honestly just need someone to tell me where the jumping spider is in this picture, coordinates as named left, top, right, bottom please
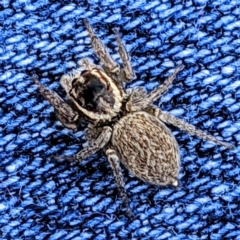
left=32, top=19, right=233, bottom=216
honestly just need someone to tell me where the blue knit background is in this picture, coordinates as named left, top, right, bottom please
left=0, top=0, right=240, bottom=239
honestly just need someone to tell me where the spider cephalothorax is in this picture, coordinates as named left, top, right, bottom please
left=33, top=19, right=233, bottom=216
left=72, top=70, right=116, bottom=113
left=60, top=67, right=124, bottom=123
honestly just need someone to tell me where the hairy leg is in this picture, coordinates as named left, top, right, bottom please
left=147, top=106, right=233, bottom=149
left=54, top=126, right=112, bottom=161
left=105, top=148, right=132, bottom=217
left=84, top=19, right=120, bottom=73
left=113, top=28, right=135, bottom=82
left=32, top=74, right=79, bottom=130
left=78, top=58, right=99, bottom=70
left=126, top=65, right=184, bottom=112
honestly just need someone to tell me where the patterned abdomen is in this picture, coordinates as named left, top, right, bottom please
left=112, top=111, right=180, bottom=186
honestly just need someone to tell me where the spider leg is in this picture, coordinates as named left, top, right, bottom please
left=147, top=106, right=233, bottom=149
left=78, top=58, right=99, bottom=70
left=105, top=148, right=132, bottom=217
left=54, top=126, right=112, bottom=161
left=32, top=74, right=79, bottom=130
left=113, top=28, right=135, bottom=82
left=84, top=19, right=120, bottom=74
left=126, top=65, right=184, bottom=112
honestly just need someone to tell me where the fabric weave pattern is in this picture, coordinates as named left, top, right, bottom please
left=0, top=0, right=239, bottom=239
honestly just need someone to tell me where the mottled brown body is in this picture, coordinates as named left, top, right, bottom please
left=32, top=19, right=233, bottom=216
left=112, top=111, right=179, bottom=186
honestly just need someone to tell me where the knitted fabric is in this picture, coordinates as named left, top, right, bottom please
left=0, top=0, right=240, bottom=239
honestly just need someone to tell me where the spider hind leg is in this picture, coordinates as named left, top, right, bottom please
left=148, top=106, right=233, bottom=149
left=106, top=148, right=132, bottom=217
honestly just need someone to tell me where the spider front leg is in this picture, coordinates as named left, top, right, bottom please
left=126, top=65, right=184, bottom=112
left=148, top=106, right=233, bottom=149
left=78, top=58, right=99, bottom=70
left=32, top=74, right=79, bottom=130
left=84, top=19, right=120, bottom=73
left=113, top=28, right=135, bottom=82
left=54, top=126, right=112, bottom=161
left=105, top=148, right=132, bottom=217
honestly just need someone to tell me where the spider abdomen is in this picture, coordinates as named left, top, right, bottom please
left=112, top=111, right=180, bottom=187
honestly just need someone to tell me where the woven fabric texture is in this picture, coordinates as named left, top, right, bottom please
left=0, top=0, right=240, bottom=239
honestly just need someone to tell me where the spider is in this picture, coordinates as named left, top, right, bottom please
left=32, top=19, right=233, bottom=216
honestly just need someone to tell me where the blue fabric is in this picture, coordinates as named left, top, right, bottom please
left=0, top=0, right=239, bottom=239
